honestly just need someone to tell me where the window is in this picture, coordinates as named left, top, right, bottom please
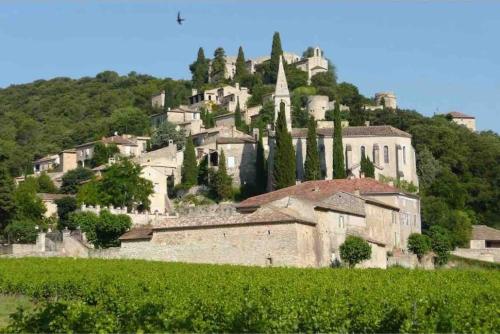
left=227, top=156, right=235, bottom=168
left=403, top=146, right=407, bottom=164
left=360, top=146, right=366, bottom=159
left=384, top=146, right=389, bottom=163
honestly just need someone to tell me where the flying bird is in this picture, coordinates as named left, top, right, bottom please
left=177, top=11, right=185, bottom=25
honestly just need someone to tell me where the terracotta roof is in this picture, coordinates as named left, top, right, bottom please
left=37, top=193, right=74, bottom=201
left=34, top=154, right=58, bottom=164
left=102, top=135, right=137, bottom=146
left=119, top=227, right=153, bottom=241
left=237, top=178, right=407, bottom=209
left=291, top=125, right=411, bottom=138
left=471, top=225, right=500, bottom=241
left=448, top=111, right=475, bottom=119
left=217, top=137, right=256, bottom=144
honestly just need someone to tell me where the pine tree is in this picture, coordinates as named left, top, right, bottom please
left=304, top=116, right=321, bottom=181
left=269, top=32, right=283, bottom=83
left=213, top=150, right=233, bottom=201
left=0, top=166, right=16, bottom=229
left=234, top=46, right=248, bottom=83
left=360, top=155, right=375, bottom=178
left=332, top=101, right=346, bottom=179
left=255, top=126, right=267, bottom=194
left=181, top=136, right=198, bottom=187
left=273, top=102, right=296, bottom=189
left=211, top=47, right=226, bottom=84
left=189, top=47, right=209, bottom=89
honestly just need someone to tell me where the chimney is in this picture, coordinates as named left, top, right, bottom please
left=364, top=121, right=370, bottom=127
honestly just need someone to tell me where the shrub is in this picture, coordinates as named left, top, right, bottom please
left=4, top=218, right=39, bottom=244
left=427, top=225, right=453, bottom=266
left=339, top=236, right=372, bottom=268
left=55, top=196, right=78, bottom=229
left=407, top=233, right=432, bottom=261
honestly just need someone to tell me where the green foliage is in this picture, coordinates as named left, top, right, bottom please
left=336, top=82, right=365, bottom=109
left=284, top=64, right=308, bottom=91
left=255, top=127, right=267, bottom=194
left=61, top=167, right=94, bottom=194
left=339, top=236, right=372, bottom=268
left=407, top=233, right=432, bottom=260
left=67, top=211, right=99, bottom=239
left=211, top=150, right=233, bottom=201
left=272, top=103, right=296, bottom=189
left=108, top=107, right=150, bottom=136
left=36, top=172, right=58, bottom=194
left=211, top=47, right=227, bottom=84
left=181, top=137, right=198, bottom=188
left=55, top=196, right=78, bottom=230
left=291, top=86, right=314, bottom=128
left=268, top=32, right=283, bottom=84
left=379, top=175, right=419, bottom=194
left=311, top=71, right=336, bottom=88
left=150, top=121, right=186, bottom=150
left=360, top=155, right=375, bottom=178
left=197, top=155, right=209, bottom=186
left=0, top=258, right=499, bottom=333
left=332, top=102, right=346, bottom=179
left=304, top=116, right=321, bottom=181
left=0, top=166, right=16, bottom=228
left=251, top=100, right=275, bottom=129
left=4, top=218, right=39, bottom=244
left=189, top=47, right=209, bottom=89
left=90, top=142, right=119, bottom=168
left=200, top=108, right=215, bottom=128
left=234, top=101, right=243, bottom=130
left=13, top=177, right=46, bottom=222
left=426, top=225, right=453, bottom=266
left=234, top=46, right=248, bottom=84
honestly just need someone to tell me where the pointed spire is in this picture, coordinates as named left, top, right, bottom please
left=275, top=56, right=289, bottom=97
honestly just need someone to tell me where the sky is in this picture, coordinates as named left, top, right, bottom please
left=1, top=1, right=499, bottom=132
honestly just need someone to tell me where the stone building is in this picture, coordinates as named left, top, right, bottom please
left=188, top=84, right=252, bottom=113
left=118, top=178, right=420, bottom=268
left=294, top=47, right=329, bottom=84
left=375, top=92, right=397, bottom=109
left=306, top=95, right=349, bottom=120
left=263, top=56, right=292, bottom=132
left=151, top=90, right=165, bottom=109
left=452, top=225, right=500, bottom=263
left=447, top=111, right=476, bottom=131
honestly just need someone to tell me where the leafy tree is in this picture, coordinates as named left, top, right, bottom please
left=4, top=218, right=39, bottom=244
left=93, top=210, right=131, bottom=248
left=284, top=64, right=308, bottom=91
left=197, top=155, right=209, bottom=186
left=108, top=107, right=150, bottom=136
left=291, top=86, right=315, bottom=128
left=332, top=102, right=346, bottom=179
left=234, top=46, right=248, bottom=83
left=200, top=108, right=215, bottom=129
left=426, top=225, right=453, bottom=266
left=212, top=150, right=233, bottom=201
left=304, top=116, right=321, bottom=181
left=339, top=236, right=372, bottom=268
left=273, top=103, right=296, bottom=189
left=55, top=196, right=78, bottom=229
left=13, top=177, right=46, bottom=221
left=189, top=47, right=209, bottom=89
left=68, top=211, right=99, bottom=240
left=181, top=136, right=198, bottom=188
left=36, top=172, right=58, bottom=193
left=311, top=71, right=336, bottom=88
left=150, top=121, right=186, bottom=150
left=90, top=142, right=119, bottom=168
left=268, top=32, right=283, bottom=84
left=76, top=178, right=100, bottom=206
left=255, top=126, right=267, bottom=194
left=336, top=82, right=364, bottom=109
left=407, top=233, right=432, bottom=261
left=360, top=155, right=375, bottom=178
left=211, top=47, right=227, bottom=84
left=61, top=167, right=94, bottom=194
left=416, top=145, right=441, bottom=190
left=0, top=166, right=16, bottom=228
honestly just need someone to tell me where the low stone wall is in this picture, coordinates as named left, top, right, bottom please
left=80, top=205, right=176, bottom=226
left=452, top=248, right=500, bottom=263
left=388, top=253, right=434, bottom=269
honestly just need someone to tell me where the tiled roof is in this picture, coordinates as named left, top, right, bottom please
left=291, top=125, right=411, bottom=138
left=119, top=227, right=153, bottom=241
left=217, top=137, right=256, bottom=144
left=447, top=111, right=475, bottom=119
left=237, top=178, right=405, bottom=209
left=102, top=135, right=137, bottom=146
left=34, top=154, right=59, bottom=163
left=471, top=225, right=500, bottom=241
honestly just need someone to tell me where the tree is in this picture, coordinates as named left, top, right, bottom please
left=4, top=218, right=39, bottom=244
left=332, top=102, right=346, bottom=179
left=108, top=107, right=150, bottom=136
left=284, top=64, right=308, bottom=91
left=234, top=101, right=243, bottom=130
left=211, top=47, right=227, bottom=84
left=273, top=102, right=296, bottom=189
left=36, top=172, right=58, bottom=193
left=76, top=178, right=100, bottom=206
left=181, top=136, right=198, bottom=188
left=0, top=166, right=16, bottom=229
left=13, top=177, right=46, bottom=222
left=212, top=150, right=233, bottom=201
left=189, top=47, right=209, bottom=89
left=268, top=32, right=283, bottom=83
left=150, top=121, right=186, bottom=150
left=234, top=46, right=248, bottom=83
left=304, top=116, right=321, bottom=181
left=311, top=71, right=336, bottom=89
left=55, top=196, right=78, bottom=230
left=360, top=155, right=375, bottom=178
left=61, top=167, right=94, bottom=194
left=255, top=126, right=267, bottom=194
left=427, top=225, right=453, bottom=266
left=407, top=233, right=432, bottom=261
left=339, top=236, right=372, bottom=268
left=197, top=155, right=209, bottom=186
left=90, top=142, right=119, bottom=168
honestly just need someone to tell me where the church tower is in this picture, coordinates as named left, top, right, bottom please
left=274, top=56, right=292, bottom=132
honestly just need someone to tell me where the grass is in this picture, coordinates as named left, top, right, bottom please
left=0, top=295, right=33, bottom=329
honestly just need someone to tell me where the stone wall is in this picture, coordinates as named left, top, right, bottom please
left=452, top=248, right=500, bottom=263
left=80, top=205, right=175, bottom=226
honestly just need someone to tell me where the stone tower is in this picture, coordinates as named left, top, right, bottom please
left=274, top=56, right=292, bottom=132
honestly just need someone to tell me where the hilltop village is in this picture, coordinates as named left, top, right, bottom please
left=2, top=33, right=497, bottom=268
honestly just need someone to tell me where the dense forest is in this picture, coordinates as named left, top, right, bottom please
left=0, top=39, right=499, bottom=237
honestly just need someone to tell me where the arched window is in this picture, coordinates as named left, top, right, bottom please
left=360, top=146, right=366, bottom=159
left=384, top=146, right=389, bottom=163
left=403, top=146, right=407, bottom=164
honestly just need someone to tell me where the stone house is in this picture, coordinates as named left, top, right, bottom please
left=447, top=111, right=476, bottom=131
left=306, top=95, right=349, bottom=120
left=294, top=47, right=329, bottom=84
left=188, top=84, right=252, bottom=113
left=151, top=90, right=165, bottom=109
left=37, top=193, right=75, bottom=218
left=118, top=178, right=420, bottom=268
left=452, top=225, right=500, bottom=263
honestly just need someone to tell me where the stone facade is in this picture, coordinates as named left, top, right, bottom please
left=151, top=90, right=165, bottom=109
left=294, top=47, right=329, bottom=84
left=306, top=96, right=349, bottom=120
left=375, top=92, right=397, bottom=109
left=447, top=111, right=476, bottom=131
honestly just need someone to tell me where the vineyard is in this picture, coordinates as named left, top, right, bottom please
left=0, top=258, right=498, bottom=333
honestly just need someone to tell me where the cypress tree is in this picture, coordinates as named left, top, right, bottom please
left=0, top=166, right=16, bottom=229
left=273, top=102, right=296, bottom=189
left=189, top=47, right=209, bottom=89
left=255, top=126, right=267, bottom=194
left=304, top=116, right=321, bottom=181
left=360, top=155, right=375, bottom=178
left=213, top=150, right=233, bottom=201
left=332, top=101, right=346, bottom=179
left=211, top=47, right=227, bottom=84
left=197, top=155, right=209, bottom=186
left=234, top=46, right=248, bottom=83
left=181, top=136, right=198, bottom=187
left=234, top=101, right=242, bottom=130
left=269, top=32, right=283, bottom=83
